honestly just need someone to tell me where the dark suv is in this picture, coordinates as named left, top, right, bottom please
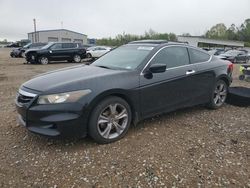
left=25, top=42, right=86, bottom=64
left=10, top=42, right=47, bottom=58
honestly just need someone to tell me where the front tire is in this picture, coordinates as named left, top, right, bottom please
left=20, top=51, right=25, bottom=58
left=88, top=96, right=132, bottom=144
left=39, top=56, right=49, bottom=65
left=207, top=80, right=228, bottom=109
left=86, top=53, right=92, bottom=58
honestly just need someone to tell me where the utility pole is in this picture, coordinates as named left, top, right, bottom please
left=33, top=18, right=37, bottom=43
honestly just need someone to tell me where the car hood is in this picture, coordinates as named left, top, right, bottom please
left=12, top=48, right=21, bottom=51
left=26, top=48, right=46, bottom=53
left=22, top=65, right=132, bottom=94
left=25, top=47, right=43, bottom=53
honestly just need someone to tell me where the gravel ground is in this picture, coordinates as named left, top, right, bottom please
left=0, top=48, right=249, bottom=187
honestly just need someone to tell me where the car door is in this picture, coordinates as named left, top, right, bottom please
left=187, top=47, right=216, bottom=105
left=62, top=43, right=77, bottom=59
left=139, top=46, right=198, bottom=118
left=90, top=47, right=100, bottom=57
left=95, top=47, right=105, bottom=57
left=49, top=43, right=65, bottom=60
left=98, top=47, right=109, bottom=57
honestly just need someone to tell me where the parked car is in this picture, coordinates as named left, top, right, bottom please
left=10, top=42, right=47, bottom=58
left=217, top=50, right=249, bottom=63
left=86, top=46, right=111, bottom=58
left=5, top=42, right=20, bottom=48
left=25, top=42, right=86, bottom=64
left=16, top=40, right=233, bottom=143
left=208, top=48, right=225, bottom=56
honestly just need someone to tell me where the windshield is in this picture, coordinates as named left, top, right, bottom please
left=23, top=43, right=31, bottom=48
left=92, top=45, right=154, bottom=70
left=87, top=46, right=97, bottom=51
left=41, top=42, right=54, bottom=49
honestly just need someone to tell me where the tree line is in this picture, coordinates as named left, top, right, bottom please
left=205, top=19, right=250, bottom=47
left=97, top=18, right=250, bottom=47
left=96, top=29, right=177, bottom=46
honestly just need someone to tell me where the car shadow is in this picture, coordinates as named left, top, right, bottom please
left=21, top=105, right=208, bottom=150
left=132, top=105, right=206, bottom=131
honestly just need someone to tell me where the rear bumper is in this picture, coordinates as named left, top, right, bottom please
left=16, top=96, right=88, bottom=138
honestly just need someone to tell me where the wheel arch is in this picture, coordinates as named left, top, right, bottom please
left=86, top=89, right=139, bottom=127
left=216, top=75, right=230, bottom=86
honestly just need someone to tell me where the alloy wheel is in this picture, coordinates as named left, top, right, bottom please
left=97, top=103, right=128, bottom=139
left=213, top=82, right=227, bottom=106
left=40, top=57, right=49, bottom=65
left=73, top=55, right=81, bottom=63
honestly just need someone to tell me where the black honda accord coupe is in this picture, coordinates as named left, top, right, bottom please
left=16, top=40, right=233, bottom=143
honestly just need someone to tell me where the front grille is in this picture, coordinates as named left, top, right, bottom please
left=17, top=93, right=34, bottom=104
left=17, top=89, right=37, bottom=105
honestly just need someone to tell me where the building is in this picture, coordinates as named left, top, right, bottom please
left=177, top=36, right=244, bottom=48
left=28, top=29, right=87, bottom=44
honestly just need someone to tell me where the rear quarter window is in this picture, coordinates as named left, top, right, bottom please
left=188, top=48, right=210, bottom=64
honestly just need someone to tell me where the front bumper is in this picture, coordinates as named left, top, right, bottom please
left=15, top=88, right=88, bottom=138
left=25, top=54, right=38, bottom=63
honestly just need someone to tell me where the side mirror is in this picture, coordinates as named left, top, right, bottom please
left=149, top=64, right=166, bottom=73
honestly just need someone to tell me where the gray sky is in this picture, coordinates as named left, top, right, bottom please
left=0, top=0, right=249, bottom=41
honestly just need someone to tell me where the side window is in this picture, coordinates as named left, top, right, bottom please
left=62, top=43, right=76, bottom=48
left=189, top=48, right=210, bottom=63
left=50, top=43, right=62, bottom=50
left=33, top=43, right=42, bottom=47
left=62, top=43, right=67, bottom=48
left=151, top=46, right=189, bottom=69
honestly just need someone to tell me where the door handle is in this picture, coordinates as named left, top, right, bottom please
left=186, top=70, right=196, bottom=75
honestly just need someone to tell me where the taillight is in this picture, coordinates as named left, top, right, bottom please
left=228, top=63, right=234, bottom=73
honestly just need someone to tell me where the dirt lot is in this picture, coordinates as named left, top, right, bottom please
left=0, top=48, right=249, bottom=187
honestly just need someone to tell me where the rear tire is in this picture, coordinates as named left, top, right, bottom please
left=88, top=96, right=132, bottom=144
left=73, top=54, right=81, bottom=63
left=207, top=80, right=228, bottom=109
left=239, top=75, right=245, bottom=80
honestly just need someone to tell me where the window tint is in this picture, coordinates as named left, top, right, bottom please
left=189, top=48, right=210, bottom=63
left=62, top=43, right=77, bottom=48
left=30, top=43, right=36, bottom=47
left=50, top=43, right=62, bottom=50
left=31, top=43, right=43, bottom=47
left=151, top=46, right=189, bottom=68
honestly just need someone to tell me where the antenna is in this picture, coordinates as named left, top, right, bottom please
left=61, top=21, right=63, bottom=29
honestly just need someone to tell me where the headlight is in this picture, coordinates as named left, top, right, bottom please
left=37, top=89, right=91, bottom=104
